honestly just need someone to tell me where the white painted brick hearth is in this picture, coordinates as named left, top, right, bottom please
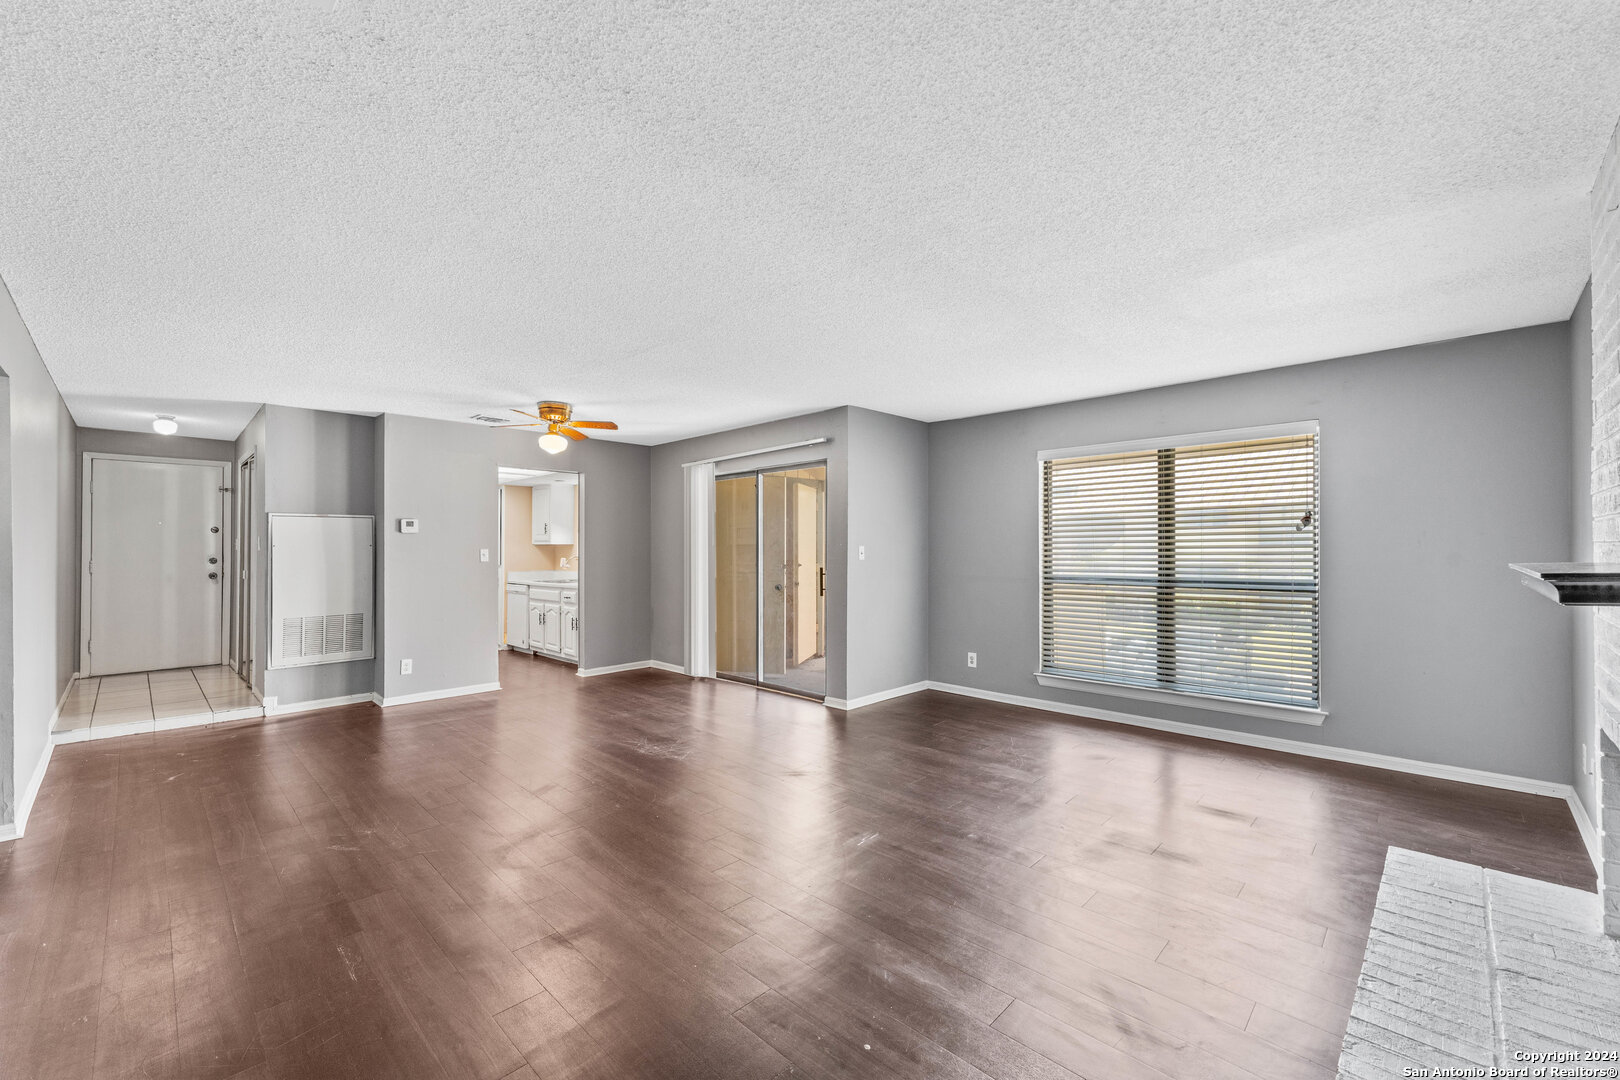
left=1590, top=114, right=1620, bottom=938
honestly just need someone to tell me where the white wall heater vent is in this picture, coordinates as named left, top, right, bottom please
left=268, top=515, right=375, bottom=669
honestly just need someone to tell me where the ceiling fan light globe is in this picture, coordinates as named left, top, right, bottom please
left=537, top=432, right=569, bottom=455
left=152, top=415, right=178, bottom=435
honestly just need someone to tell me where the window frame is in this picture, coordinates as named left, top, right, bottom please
left=1034, top=420, right=1327, bottom=726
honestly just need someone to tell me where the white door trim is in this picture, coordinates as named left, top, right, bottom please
left=234, top=450, right=257, bottom=686
left=80, top=451, right=233, bottom=675
left=683, top=461, right=716, bottom=678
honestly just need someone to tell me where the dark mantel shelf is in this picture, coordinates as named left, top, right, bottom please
left=1510, top=563, right=1620, bottom=606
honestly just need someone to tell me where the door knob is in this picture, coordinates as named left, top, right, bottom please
left=211, top=526, right=220, bottom=534
left=208, top=572, right=219, bottom=580
left=208, top=557, right=218, bottom=564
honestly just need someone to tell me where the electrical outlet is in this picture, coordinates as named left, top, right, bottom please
left=479, top=548, right=489, bottom=562
left=400, top=659, right=413, bottom=676
left=967, top=652, right=977, bottom=668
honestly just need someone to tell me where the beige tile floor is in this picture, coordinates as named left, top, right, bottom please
left=55, top=665, right=261, bottom=742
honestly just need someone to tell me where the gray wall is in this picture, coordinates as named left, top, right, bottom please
left=496, top=430, right=652, bottom=672
left=262, top=406, right=377, bottom=705
left=928, top=322, right=1577, bottom=785
left=650, top=409, right=850, bottom=698
left=1571, top=284, right=1597, bottom=820
left=845, top=407, right=931, bottom=700
left=0, top=375, right=12, bottom=821
left=76, top=427, right=234, bottom=468
left=377, top=414, right=500, bottom=701
left=0, top=275, right=77, bottom=828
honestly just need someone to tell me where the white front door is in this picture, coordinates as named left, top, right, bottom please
left=88, top=458, right=225, bottom=675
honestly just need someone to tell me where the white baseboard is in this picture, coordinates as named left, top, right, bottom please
left=577, top=660, right=649, bottom=678
left=7, top=677, right=80, bottom=840
left=377, top=682, right=501, bottom=707
left=922, top=680, right=1582, bottom=804
left=825, top=680, right=930, bottom=712
left=1568, top=791, right=1603, bottom=871
left=52, top=675, right=74, bottom=725
left=264, top=692, right=376, bottom=717
left=5, top=735, right=59, bottom=842
left=576, top=659, right=691, bottom=678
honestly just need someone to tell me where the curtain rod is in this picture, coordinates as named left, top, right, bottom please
left=682, top=437, right=828, bottom=468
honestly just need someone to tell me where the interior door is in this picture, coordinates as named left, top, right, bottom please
left=88, top=458, right=224, bottom=675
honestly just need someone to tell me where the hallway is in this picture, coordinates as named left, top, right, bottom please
left=53, top=665, right=262, bottom=744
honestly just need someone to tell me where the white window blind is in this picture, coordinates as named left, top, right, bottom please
left=1040, top=429, right=1319, bottom=709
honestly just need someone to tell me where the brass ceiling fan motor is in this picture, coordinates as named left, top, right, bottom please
left=496, top=401, right=619, bottom=451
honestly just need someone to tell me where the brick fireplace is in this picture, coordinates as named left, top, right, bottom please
left=1603, top=731, right=1619, bottom=936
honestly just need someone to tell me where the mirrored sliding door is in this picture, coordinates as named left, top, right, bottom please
left=714, top=464, right=826, bottom=699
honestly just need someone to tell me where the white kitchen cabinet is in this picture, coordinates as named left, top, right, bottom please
left=529, top=585, right=565, bottom=656
left=530, top=481, right=576, bottom=545
left=540, top=600, right=563, bottom=653
left=560, top=598, right=579, bottom=661
left=522, top=582, right=578, bottom=664
left=528, top=601, right=545, bottom=649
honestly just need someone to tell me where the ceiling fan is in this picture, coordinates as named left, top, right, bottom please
left=497, top=401, right=618, bottom=454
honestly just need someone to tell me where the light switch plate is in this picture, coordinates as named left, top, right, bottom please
left=479, top=548, right=489, bottom=562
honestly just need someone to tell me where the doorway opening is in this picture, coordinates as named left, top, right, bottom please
left=715, top=463, right=827, bottom=699
left=497, top=466, right=583, bottom=667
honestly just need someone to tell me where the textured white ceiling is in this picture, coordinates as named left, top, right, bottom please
left=68, top=393, right=268, bottom=443
left=2, top=2, right=1618, bottom=443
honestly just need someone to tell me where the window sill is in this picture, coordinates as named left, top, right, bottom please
left=1032, top=672, right=1328, bottom=726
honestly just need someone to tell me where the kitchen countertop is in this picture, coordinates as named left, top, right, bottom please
left=507, top=571, right=578, bottom=587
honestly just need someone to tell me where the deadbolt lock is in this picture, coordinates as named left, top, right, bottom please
left=210, top=526, right=220, bottom=533
left=208, top=557, right=218, bottom=564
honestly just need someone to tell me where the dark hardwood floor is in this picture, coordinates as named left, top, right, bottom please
left=0, top=652, right=1594, bottom=1079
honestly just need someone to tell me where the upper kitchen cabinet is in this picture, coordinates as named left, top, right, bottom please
left=531, top=479, right=577, bottom=545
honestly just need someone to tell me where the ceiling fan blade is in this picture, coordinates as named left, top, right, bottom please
left=568, top=420, right=618, bottom=430
left=511, top=409, right=541, bottom=419
left=494, top=422, right=547, bottom=428
left=561, top=427, right=587, bottom=440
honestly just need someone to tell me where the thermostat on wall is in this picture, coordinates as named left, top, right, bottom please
left=398, top=518, right=419, bottom=533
